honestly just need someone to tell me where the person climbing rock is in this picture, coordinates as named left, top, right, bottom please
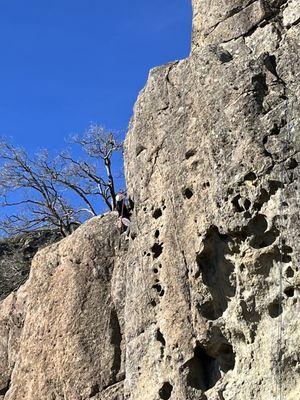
left=117, top=216, right=131, bottom=236
left=115, top=192, right=131, bottom=219
left=115, top=191, right=131, bottom=235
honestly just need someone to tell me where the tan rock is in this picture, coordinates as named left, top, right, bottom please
left=1, top=1, right=300, bottom=399
left=283, top=0, right=300, bottom=27
left=0, top=215, right=126, bottom=399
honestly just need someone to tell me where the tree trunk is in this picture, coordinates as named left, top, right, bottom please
left=104, top=157, right=116, bottom=210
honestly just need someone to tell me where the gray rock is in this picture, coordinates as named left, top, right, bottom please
left=0, top=1, right=299, bottom=399
left=124, top=0, right=300, bottom=398
left=0, top=214, right=126, bottom=399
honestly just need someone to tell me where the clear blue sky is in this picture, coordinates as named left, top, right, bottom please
left=0, top=0, right=192, bottom=151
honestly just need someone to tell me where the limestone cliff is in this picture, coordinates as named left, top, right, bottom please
left=0, top=0, right=299, bottom=399
left=0, top=215, right=126, bottom=400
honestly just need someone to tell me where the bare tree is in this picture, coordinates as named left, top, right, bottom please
left=0, top=141, right=89, bottom=237
left=68, top=124, right=123, bottom=210
left=0, top=125, right=124, bottom=237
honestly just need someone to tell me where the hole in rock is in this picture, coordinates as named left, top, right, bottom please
left=284, top=287, right=294, bottom=298
left=211, top=45, right=233, bottom=63
left=244, top=199, right=251, bottom=210
left=269, top=180, right=284, bottom=196
left=109, top=309, right=122, bottom=381
left=240, top=300, right=261, bottom=324
left=153, top=208, right=163, bottom=219
left=155, top=329, right=166, bottom=359
left=185, top=343, right=235, bottom=392
left=153, top=267, right=159, bottom=274
left=218, top=50, right=233, bottom=63
left=153, top=283, right=162, bottom=293
left=282, top=245, right=293, bottom=263
left=136, top=144, right=146, bottom=156
left=196, top=227, right=236, bottom=320
left=287, top=158, right=298, bottom=170
left=253, top=253, right=275, bottom=276
left=151, top=243, right=163, bottom=259
left=268, top=300, right=283, bottom=318
left=89, top=384, right=100, bottom=397
left=152, top=283, right=165, bottom=297
left=197, top=301, right=216, bottom=321
left=155, top=230, right=160, bottom=238
left=159, top=382, right=173, bottom=400
left=285, top=267, right=294, bottom=278
left=263, top=54, right=278, bottom=78
left=0, top=380, right=11, bottom=396
left=183, top=188, right=194, bottom=199
left=244, top=172, right=257, bottom=182
left=244, top=211, right=251, bottom=219
left=270, top=123, right=280, bottom=136
left=185, top=149, right=196, bottom=159
left=191, top=160, right=199, bottom=170
left=252, top=73, right=268, bottom=108
left=250, top=228, right=279, bottom=249
left=254, top=245, right=292, bottom=275
left=151, top=300, right=157, bottom=307
left=216, top=343, right=235, bottom=372
left=156, top=329, right=166, bottom=347
left=253, top=188, right=270, bottom=211
left=247, top=214, right=268, bottom=235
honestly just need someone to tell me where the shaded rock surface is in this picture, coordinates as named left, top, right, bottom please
left=0, top=231, right=61, bottom=301
left=0, top=0, right=300, bottom=399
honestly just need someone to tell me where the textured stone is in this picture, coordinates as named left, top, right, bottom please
left=283, top=0, right=300, bottom=27
left=0, top=1, right=300, bottom=399
left=0, top=214, right=126, bottom=399
left=124, top=0, right=300, bottom=399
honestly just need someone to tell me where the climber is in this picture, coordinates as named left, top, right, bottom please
left=115, top=192, right=130, bottom=219
left=115, top=191, right=131, bottom=235
left=117, top=216, right=131, bottom=236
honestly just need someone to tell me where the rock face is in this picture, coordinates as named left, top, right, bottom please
left=0, top=231, right=61, bottom=301
left=0, top=0, right=299, bottom=399
left=124, top=0, right=300, bottom=399
left=0, top=215, right=126, bottom=399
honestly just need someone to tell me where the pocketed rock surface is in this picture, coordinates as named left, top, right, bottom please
left=0, top=1, right=299, bottom=399
left=124, top=0, right=300, bottom=399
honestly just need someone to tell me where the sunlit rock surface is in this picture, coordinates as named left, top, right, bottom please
left=124, top=0, right=300, bottom=398
left=0, top=0, right=299, bottom=399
